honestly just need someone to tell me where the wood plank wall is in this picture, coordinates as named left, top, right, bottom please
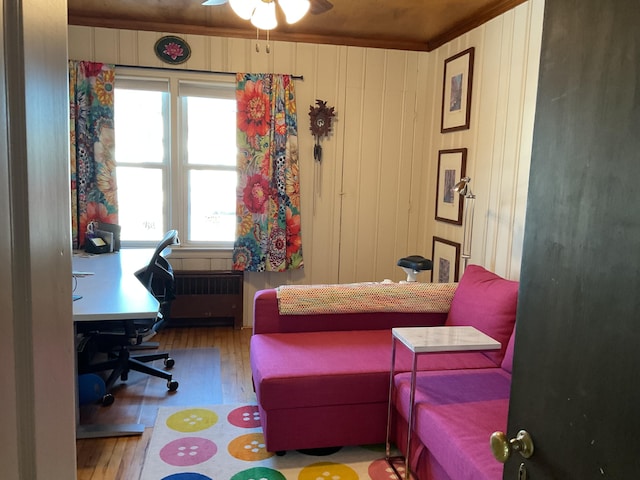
left=68, top=0, right=544, bottom=327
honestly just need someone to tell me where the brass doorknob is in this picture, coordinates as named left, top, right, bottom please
left=490, top=430, right=534, bottom=463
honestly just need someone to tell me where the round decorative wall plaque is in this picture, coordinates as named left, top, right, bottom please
left=154, top=36, right=191, bottom=65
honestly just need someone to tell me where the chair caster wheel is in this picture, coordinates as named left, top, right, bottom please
left=168, top=380, right=179, bottom=391
left=101, top=393, right=115, bottom=406
left=276, top=451, right=286, bottom=456
left=164, top=357, right=175, bottom=368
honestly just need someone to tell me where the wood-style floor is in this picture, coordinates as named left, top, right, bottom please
left=76, top=326, right=255, bottom=480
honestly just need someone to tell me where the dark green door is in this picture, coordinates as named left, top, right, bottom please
left=502, top=0, right=640, bottom=478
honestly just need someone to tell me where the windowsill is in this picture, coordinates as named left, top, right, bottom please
left=165, top=246, right=233, bottom=258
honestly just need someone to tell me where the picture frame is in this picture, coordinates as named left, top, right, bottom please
left=435, top=148, right=467, bottom=224
left=154, top=35, right=192, bottom=65
left=431, top=236, right=461, bottom=283
left=441, top=47, right=475, bottom=133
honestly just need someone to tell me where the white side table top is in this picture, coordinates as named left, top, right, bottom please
left=392, top=326, right=501, bottom=353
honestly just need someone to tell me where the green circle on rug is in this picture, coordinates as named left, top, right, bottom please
left=230, top=466, right=285, bottom=480
left=299, top=462, right=358, bottom=480
left=166, top=408, right=219, bottom=432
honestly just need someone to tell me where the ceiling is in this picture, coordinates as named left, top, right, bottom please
left=68, top=0, right=527, bottom=52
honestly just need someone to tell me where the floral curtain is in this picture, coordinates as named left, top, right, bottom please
left=69, top=60, right=118, bottom=249
left=233, top=74, right=304, bottom=272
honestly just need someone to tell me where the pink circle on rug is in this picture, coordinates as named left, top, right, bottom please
left=159, top=436, right=217, bottom=467
left=369, top=457, right=407, bottom=480
left=228, top=405, right=261, bottom=428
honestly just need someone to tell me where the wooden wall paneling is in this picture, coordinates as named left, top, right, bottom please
left=137, top=30, right=162, bottom=66
left=403, top=52, right=429, bottom=264
left=390, top=52, right=420, bottom=281
left=376, top=50, right=410, bottom=281
left=118, top=29, right=139, bottom=65
left=227, top=37, right=249, bottom=73
left=302, top=44, right=344, bottom=285
left=209, top=36, right=229, bottom=71
left=338, top=46, right=366, bottom=282
left=185, top=34, right=208, bottom=70
left=510, top=0, right=544, bottom=280
left=477, top=12, right=514, bottom=275
left=492, top=6, right=528, bottom=276
left=353, top=48, right=386, bottom=282
left=68, top=25, right=94, bottom=61
left=413, top=51, right=439, bottom=262
left=93, top=27, right=118, bottom=63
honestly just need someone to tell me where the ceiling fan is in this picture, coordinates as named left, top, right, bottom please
left=202, top=0, right=334, bottom=17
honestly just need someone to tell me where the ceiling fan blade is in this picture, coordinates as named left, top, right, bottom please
left=202, top=0, right=228, bottom=5
left=309, top=0, right=333, bottom=15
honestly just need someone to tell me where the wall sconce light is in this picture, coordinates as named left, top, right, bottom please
left=453, top=176, right=476, bottom=269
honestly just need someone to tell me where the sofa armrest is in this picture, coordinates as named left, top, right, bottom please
left=253, top=289, right=448, bottom=334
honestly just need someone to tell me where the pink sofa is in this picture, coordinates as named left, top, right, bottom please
left=250, top=265, right=518, bottom=479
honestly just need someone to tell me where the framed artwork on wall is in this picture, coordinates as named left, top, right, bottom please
left=431, top=236, right=461, bottom=283
left=435, top=148, right=467, bottom=224
left=441, top=47, right=475, bottom=133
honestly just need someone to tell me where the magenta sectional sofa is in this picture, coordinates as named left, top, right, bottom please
left=250, top=265, right=519, bottom=480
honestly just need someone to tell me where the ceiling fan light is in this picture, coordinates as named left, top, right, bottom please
left=278, top=0, right=310, bottom=24
left=251, top=0, right=278, bottom=30
left=229, top=0, right=257, bottom=20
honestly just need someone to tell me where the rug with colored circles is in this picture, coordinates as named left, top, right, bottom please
left=140, top=404, right=405, bottom=480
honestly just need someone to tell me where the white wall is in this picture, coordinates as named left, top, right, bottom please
left=68, top=0, right=544, bottom=326
left=2, top=0, right=78, bottom=478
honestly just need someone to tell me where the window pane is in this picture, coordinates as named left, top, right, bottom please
left=189, top=170, right=236, bottom=242
left=186, top=97, right=236, bottom=166
left=115, top=89, right=166, bottom=164
left=116, top=166, right=165, bottom=241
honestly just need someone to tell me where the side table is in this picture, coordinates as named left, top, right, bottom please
left=385, top=326, right=501, bottom=480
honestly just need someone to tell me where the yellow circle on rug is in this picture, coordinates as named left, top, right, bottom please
left=166, top=408, right=219, bottom=433
left=299, top=462, right=358, bottom=480
left=228, top=433, right=274, bottom=461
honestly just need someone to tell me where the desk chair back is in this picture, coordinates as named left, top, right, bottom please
left=135, top=229, right=180, bottom=327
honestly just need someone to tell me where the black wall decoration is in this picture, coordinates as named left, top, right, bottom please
left=309, top=100, right=335, bottom=163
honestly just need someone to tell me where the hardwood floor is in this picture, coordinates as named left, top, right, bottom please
left=75, top=326, right=255, bottom=480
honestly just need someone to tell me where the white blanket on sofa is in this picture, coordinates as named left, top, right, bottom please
left=276, top=281, right=458, bottom=315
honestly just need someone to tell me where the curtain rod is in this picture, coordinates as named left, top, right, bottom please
left=115, top=64, right=303, bottom=80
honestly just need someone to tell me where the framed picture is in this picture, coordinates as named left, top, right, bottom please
left=441, top=47, right=475, bottom=133
left=435, top=148, right=467, bottom=224
left=431, top=236, right=461, bottom=283
left=154, top=35, right=192, bottom=65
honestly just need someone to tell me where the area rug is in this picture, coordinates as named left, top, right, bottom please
left=80, top=348, right=222, bottom=428
left=141, top=403, right=405, bottom=480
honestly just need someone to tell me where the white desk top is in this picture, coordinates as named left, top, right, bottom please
left=72, top=249, right=159, bottom=322
left=392, top=326, right=501, bottom=353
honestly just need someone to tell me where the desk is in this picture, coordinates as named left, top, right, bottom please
left=73, top=249, right=159, bottom=439
left=385, top=326, right=501, bottom=480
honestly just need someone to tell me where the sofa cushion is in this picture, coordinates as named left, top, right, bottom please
left=251, top=330, right=499, bottom=410
left=445, top=265, right=518, bottom=365
left=501, top=327, right=516, bottom=373
left=394, top=369, right=511, bottom=480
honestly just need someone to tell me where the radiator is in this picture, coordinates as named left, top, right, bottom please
left=170, top=270, right=243, bottom=329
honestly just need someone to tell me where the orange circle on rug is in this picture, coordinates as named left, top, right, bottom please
left=228, top=433, right=274, bottom=461
left=166, top=408, right=219, bottom=433
left=298, top=462, right=358, bottom=480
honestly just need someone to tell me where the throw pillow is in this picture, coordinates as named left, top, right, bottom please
left=445, top=264, right=519, bottom=365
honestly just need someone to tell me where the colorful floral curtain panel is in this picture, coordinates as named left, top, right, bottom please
left=69, top=60, right=118, bottom=249
left=233, top=74, right=304, bottom=272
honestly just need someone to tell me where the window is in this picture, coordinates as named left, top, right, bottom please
left=114, top=70, right=237, bottom=248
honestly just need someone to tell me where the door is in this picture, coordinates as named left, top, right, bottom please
left=502, top=0, right=640, bottom=478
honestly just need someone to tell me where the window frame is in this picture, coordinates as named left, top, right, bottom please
left=114, top=68, right=237, bottom=250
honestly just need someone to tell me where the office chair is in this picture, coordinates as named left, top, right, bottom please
left=77, top=230, right=180, bottom=406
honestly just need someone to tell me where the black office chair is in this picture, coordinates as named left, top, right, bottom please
left=77, top=230, right=180, bottom=406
